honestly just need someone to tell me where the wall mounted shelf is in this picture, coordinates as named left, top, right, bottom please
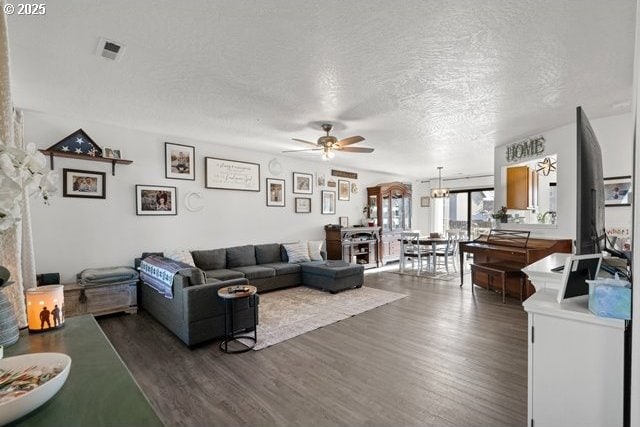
left=40, top=150, right=133, bottom=176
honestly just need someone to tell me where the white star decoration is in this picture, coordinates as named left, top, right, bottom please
left=75, top=148, right=83, bottom=154
left=76, top=137, right=84, bottom=144
left=61, top=146, right=69, bottom=152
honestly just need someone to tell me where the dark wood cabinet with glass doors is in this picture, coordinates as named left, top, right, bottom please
left=366, top=182, right=412, bottom=264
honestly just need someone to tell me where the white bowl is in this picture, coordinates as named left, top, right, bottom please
left=0, top=352, right=71, bottom=425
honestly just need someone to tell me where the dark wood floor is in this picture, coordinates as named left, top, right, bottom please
left=98, top=271, right=528, bottom=427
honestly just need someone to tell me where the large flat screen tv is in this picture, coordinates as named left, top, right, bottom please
left=575, top=106, right=606, bottom=255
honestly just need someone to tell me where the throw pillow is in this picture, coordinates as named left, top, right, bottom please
left=307, top=240, right=324, bottom=261
left=164, top=249, right=195, bottom=267
left=283, top=242, right=311, bottom=263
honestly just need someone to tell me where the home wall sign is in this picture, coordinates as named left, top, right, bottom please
left=505, top=136, right=545, bottom=163
left=331, top=169, right=358, bottom=179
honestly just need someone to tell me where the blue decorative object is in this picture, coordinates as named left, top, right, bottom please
left=588, top=277, right=631, bottom=320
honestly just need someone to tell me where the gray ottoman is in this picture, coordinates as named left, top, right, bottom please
left=301, top=261, right=364, bottom=293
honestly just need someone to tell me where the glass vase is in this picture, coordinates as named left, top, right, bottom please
left=0, top=283, right=19, bottom=346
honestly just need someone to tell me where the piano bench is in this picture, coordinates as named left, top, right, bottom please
left=470, top=263, right=526, bottom=304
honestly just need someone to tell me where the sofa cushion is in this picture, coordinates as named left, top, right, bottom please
left=204, top=269, right=245, bottom=281
left=255, top=243, right=281, bottom=265
left=283, top=242, right=311, bottom=263
left=260, top=262, right=302, bottom=275
left=230, top=265, right=275, bottom=280
left=307, top=241, right=324, bottom=261
left=227, top=245, right=257, bottom=268
left=192, top=248, right=226, bottom=270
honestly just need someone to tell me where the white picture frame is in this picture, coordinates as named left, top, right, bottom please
left=321, top=190, right=336, bottom=215
left=293, top=172, right=313, bottom=194
left=295, top=197, right=311, bottom=213
left=204, top=157, right=260, bottom=192
left=338, top=180, right=350, bottom=201
left=556, top=253, right=603, bottom=303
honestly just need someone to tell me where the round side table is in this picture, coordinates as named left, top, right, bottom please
left=217, top=285, right=258, bottom=353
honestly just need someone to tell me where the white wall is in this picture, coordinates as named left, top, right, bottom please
left=25, top=111, right=405, bottom=281
left=493, top=112, right=634, bottom=239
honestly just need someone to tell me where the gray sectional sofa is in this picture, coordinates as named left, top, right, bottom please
left=191, top=243, right=325, bottom=293
left=137, top=243, right=364, bottom=347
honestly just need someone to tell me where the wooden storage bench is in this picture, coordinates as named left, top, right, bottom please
left=470, top=263, right=526, bottom=304
left=64, top=281, right=137, bottom=317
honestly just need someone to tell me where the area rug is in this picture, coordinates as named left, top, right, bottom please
left=244, top=286, right=406, bottom=350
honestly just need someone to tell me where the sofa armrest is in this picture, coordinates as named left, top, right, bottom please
left=182, top=278, right=250, bottom=322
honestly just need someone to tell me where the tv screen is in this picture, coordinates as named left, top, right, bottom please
left=575, top=106, right=606, bottom=255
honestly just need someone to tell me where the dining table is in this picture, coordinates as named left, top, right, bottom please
left=398, top=236, right=449, bottom=274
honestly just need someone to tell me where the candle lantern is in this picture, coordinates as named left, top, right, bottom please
left=26, top=285, right=65, bottom=333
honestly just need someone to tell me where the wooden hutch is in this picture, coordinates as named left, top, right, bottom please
left=367, top=182, right=412, bottom=265
left=325, top=225, right=381, bottom=269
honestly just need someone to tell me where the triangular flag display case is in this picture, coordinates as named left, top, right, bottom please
left=40, top=129, right=132, bottom=175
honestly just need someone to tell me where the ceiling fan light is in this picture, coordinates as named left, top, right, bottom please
left=322, top=151, right=329, bottom=161
left=327, top=149, right=335, bottom=159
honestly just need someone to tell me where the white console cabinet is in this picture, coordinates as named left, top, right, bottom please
left=523, top=255, right=625, bottom=427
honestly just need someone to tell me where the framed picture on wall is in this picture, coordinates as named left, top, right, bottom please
left=604, top=176, right=632, bottom=207
left=295, top=197, right=311, bottom=213
left=205, top=157, right=260, bottom=191
left=136, top=185, right=177, bottom=215
left=420, top=196, right=431, bottom=207
left=321, top=190, right=336, bottom=215
left=63, top=169, right=106, bottom=199
left=102, top=147, right=121, bottom=159
left=266, top=178, right=285, bottom=207
left=338, top=180, right=350, bottom=201
left=293, top=172, right=313, bottom=194
left=165, top=142, right=195, bottom=180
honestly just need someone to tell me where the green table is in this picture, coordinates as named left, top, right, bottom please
left=5, top=315, right=163, bottom=426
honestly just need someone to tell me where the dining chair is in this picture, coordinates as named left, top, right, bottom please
left=400, top=232, right=429, bottom=272
left=431, top=234, right=459, bottom=273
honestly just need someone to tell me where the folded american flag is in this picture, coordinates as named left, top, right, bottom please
left=139, top=255, right=192, bottom=299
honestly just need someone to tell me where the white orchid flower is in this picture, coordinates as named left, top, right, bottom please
left=0, top=142, right=57, bottom=232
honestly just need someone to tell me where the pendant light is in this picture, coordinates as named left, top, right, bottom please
left=431, top=166, right=449, bottom=198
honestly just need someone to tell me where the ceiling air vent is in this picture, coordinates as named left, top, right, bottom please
left=96, top=37, right=125, bottom=61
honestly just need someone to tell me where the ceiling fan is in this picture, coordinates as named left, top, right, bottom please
left=283, top=123, right=374, bottom=160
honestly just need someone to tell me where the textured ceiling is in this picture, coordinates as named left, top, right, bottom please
left=6, top=0, right=636, bottom=179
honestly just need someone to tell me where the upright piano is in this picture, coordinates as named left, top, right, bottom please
left=459, top=232, right=572, bottom=298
